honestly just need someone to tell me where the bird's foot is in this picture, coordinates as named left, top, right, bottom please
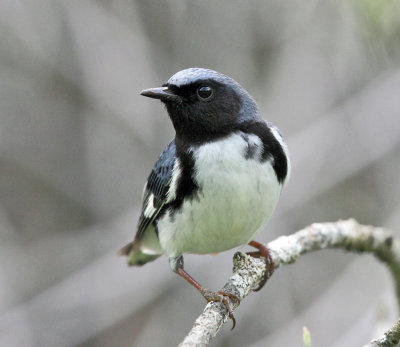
left=247, top=240, right=275, bottom=291
left=200, top=288, right=240, bottom=330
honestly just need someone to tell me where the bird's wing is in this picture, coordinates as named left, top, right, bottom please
left=133, top=139, right=177, bottom=245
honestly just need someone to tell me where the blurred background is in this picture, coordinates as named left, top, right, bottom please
left=1, top=1, right=400, bottom=346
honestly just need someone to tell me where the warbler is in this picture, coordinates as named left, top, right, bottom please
left=120, top=68, right=290, bottom=327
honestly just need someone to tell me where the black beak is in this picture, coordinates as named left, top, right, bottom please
left=140, top=87, right=181, bottom=103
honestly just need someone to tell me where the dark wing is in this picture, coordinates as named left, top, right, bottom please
left=134, top=139, right=176, bottom=244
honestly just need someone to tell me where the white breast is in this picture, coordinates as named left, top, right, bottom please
left=157, top=133, right=282, bottom=257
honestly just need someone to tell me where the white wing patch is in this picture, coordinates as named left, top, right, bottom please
left=167, top=159, right=181, bottom=202
left=143, top=194, right=157, bottom=218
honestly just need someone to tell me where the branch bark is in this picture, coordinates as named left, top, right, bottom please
left=365, top=318, right=400, bottom=347
left=179, top=219, right=400, bottom=347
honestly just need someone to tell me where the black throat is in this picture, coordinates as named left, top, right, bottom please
left=165, top=105, right=236, bottom=145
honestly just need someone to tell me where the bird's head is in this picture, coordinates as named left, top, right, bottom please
left=140, top=68, right=260, bottom=143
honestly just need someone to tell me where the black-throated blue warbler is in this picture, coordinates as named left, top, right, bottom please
left=120, top=68, right=290, bottom=328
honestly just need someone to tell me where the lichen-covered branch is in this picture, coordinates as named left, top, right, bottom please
left=179, top=219, right=400, bottom=347
left=365, top=318, right=400, bottom=347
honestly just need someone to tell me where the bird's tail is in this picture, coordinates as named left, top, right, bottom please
left=118, top=242, right=160, bottom=266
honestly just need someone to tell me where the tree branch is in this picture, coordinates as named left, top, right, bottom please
left=365, top=318, right=400, bottom=347
left=178, top=219, right=400, bottom=347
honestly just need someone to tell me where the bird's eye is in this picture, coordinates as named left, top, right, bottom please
left=197, top=86, right=213, bottom=100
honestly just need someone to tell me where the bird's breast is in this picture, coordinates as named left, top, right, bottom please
left=157, top=132, right=282, bottom=256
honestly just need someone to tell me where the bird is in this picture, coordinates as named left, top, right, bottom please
left=120, top=67, right=290, bottom=328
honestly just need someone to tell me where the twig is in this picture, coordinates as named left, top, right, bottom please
left=179, top=219, right=400, bottom=347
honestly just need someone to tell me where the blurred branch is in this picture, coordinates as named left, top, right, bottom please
left=179, top=219, right=400, bottom=347
left=365, top=318, right=400, bottom=347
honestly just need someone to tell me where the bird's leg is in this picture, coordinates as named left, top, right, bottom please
left=169, top=256, right=240, bottom=330
left=247, top=240, right=275, bottom=291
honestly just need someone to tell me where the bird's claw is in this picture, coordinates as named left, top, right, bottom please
left=200, top=288, right=240, bottom=330
left=247, top=241, right=275, bottom=292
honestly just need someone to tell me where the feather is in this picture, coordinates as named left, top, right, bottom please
left=133, top=140, right=177, bottom=244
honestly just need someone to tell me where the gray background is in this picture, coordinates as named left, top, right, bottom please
left=1, top=1, right=400, bottom=346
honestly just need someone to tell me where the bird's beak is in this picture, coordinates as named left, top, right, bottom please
left=140, top=87, right=181, bottom=103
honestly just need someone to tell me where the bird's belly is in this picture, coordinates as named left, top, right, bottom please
left=157, top=138, right=281, bottom=256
